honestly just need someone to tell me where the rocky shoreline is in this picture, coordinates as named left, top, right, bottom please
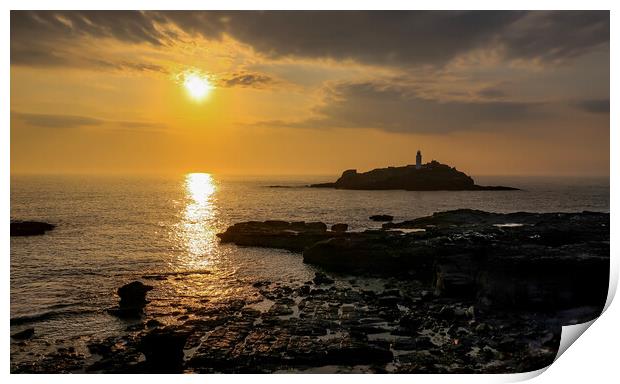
left=10, top=209, right=609, bottom=374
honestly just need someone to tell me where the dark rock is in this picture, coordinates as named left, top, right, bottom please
left=138, top=327, right=189, bottom=373
left=325, top=339, right=393, bottom=365
left=350, top=324, right=391, bottom=334
left=399, top=314, right=421, bottom=330
left=313, top=272, right=335, bottom=285
left=117, top=281, right=153, bottom=307
left=393, top=336, right=435, bottom=351
left=309, top=161, right=517, bottom=191
left=10, top=221, right=55, bottom=236
left=298, top=284, right=311, bottom=295
left=370, top=214, right=394, bottom=222
left=109, top=281, right=153, bottom=319
left=475, top=323, right=491, bottom=333
left=331, top=223, right=348, bottom=232
left=217, top=220, right=333, bottom=252
left=145, top=319, right=163, bottom=328
left=220, top=209, right=608, bottom=315
left=378, top=295, right=401, bottom=307
left=11, top=327, right=35, bottom=340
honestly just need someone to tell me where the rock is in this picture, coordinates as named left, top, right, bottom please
left=370, top=214, right=394, bottom=222
left=221, top=210, right=608, bottom=314
left=393, top=336, right=434, bottom=351
left=109, top=281, right=153, bottom=319
left=313, top=272, right=335, bottom=285
left=10, top=221, right=55, bottom=236
left=117, top=281, right=153, bottom=307
left=331, top=223, right=348, bottom=232
left=146, top=319, right=163, bottom=328
left=217, top=220, right=333, bottom=252
left=378, top=295, right=401, bottom=307
left=11, top=327, right=35, bottom=340
left=325, top=339, right=393, bottom=365
left=399, top=314, right=421, bottom=330
left=138, top=327, right=189, bottom=373
left=298, top=284, right=311, bottom=295
left=309, top=161, right=517, bottom=191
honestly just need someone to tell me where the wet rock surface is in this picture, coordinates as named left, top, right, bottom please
left=10, top=221, right=55, bottom=236
left=12, top=277, right=575, bottom=373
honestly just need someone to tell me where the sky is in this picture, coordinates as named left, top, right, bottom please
left=10, top=11, right=610, bottom=176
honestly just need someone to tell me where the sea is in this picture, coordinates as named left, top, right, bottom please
left=9, top=173, right=609, bottom=366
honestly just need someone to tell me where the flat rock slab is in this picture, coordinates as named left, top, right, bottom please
left=10, top=221, right=55, bottom=236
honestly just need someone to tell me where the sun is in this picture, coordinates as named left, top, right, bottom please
left=183, top=72, right=213, bottom=101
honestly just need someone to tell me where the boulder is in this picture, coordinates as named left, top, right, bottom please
left=118, top=281, right=153, bottom=307
left=138, top=327, right=189, bottom=373
left=330, top=223, right=348, bottom=232
left=109, top=281, right=153, bottom=319
left=370, top=214, right=394, bottom=222
left=10, top=221, right=55, bottom=236
left=11, top=327, right=35, bottom=340
left=313, top=272, right=335, bottom=285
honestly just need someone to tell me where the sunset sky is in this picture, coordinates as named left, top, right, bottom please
left=10, top=11, right=610, bottom=176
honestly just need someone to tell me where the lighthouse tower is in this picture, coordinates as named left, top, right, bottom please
left=416, top=150, right=422, bottom=169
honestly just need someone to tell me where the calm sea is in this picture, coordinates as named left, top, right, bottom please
left=10, top=174, right=609, bottom=364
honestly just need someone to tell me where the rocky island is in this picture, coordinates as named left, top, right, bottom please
left=310, top=157, right=517, bottom=191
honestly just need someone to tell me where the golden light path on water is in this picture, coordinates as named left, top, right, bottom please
left=178, top=173, right=218, bottom=270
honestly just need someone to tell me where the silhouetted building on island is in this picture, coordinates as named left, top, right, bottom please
left=416, top=150, right=422, bottom=170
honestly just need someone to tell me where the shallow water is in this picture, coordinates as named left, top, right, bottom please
left=10, top=173, right=609, bottom=365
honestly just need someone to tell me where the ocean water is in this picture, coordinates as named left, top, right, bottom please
left=10, top=173, right=609, bottom=365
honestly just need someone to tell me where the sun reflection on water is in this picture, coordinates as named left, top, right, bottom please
left=178, top=173, right=218, bottom=269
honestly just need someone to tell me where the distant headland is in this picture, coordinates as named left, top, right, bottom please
left=310, top=150, right=518, bottom=191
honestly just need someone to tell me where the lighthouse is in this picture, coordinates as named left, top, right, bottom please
left=416, top=150, right=422, bottom=169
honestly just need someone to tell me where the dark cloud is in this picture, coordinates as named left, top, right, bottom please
left=217, top=72, right=274, bottom=88
left=164, top=11, right=524, bottom=66
left=477, top=87, right=507, bottom=99
left=11, top=11, right=609, bottom=69
left=576, top=99, right=610, bottom=114
left=257, top=81, right=547, bottom=134
left=10, top=11, right=164, bottom=46
left=90, top=60, right=168, bottom=74
left=12, top=111, right=166, bottom=130
left=12, top=112, right=104, bottom=128
left=501, top=11, right=610, bottom=62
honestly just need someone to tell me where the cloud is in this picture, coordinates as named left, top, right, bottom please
left=12, top=111, right=166, bottom=131
left=12, top=112, right=103, bottom=128
left=576, top=99, right=610, bottom=114
left=500, top=11, right=609, bottom=63
left=163, top=11, right=609, bottom=67
left=10, top=11, right=164, bottom=46
left=11, top=11, right=609, bottom=70
left=255, top=81, right=548, bottom=134
left=477, top=86, right=507, bottom=99
left=216, top=71, right=274, bottom=88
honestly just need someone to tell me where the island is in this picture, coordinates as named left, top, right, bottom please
left=310, top=151, right=517, bottom=191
